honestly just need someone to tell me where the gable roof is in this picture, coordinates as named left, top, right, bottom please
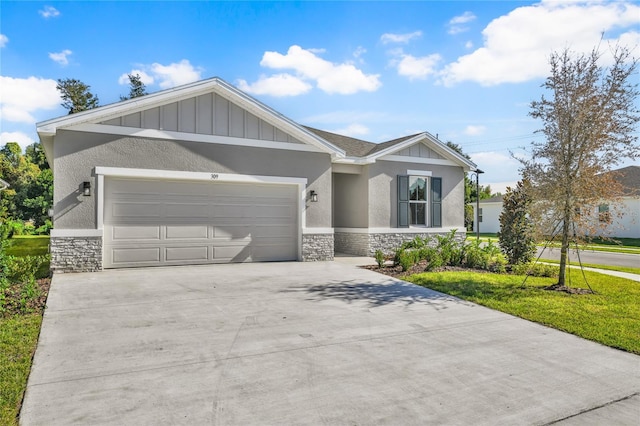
left=37, top=77, right=346, bottom=164
left=305, top=126, right=477, bottom=171
left=604, top=165, right=640, bottom=196
left=37, top=76, right=477, bottom=171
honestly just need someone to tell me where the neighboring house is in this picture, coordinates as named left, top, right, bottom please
left=472, top=166, right=640, bottom=238
left=37, top=77, right=478, bottom=272
left=471, top=195, right=503, bottom=234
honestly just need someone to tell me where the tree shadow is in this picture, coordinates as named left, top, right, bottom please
left=281, top=278, right=473, bottom=309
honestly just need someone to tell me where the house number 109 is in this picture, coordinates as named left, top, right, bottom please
left=211, top=173, right=219, bottom=179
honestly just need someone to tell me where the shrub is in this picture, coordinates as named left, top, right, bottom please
left=498, top=180, right=536, bottom=265
left=401, top=235, right=430, bottom=250
left=397, top=249, right=419, bottom=272
left=374, top=249, right=385, bottom=268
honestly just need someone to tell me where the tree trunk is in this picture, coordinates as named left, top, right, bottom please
left=558, top=206, right=571, bottom=286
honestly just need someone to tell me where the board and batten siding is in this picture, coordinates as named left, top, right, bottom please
left=100, top=93, right=303, bottom=145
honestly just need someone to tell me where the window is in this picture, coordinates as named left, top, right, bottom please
left=478, top=207, right=483, bottom=223
left=398, top=175, right=442, bottom=228
left=409, top=176, right=427, bottom=226
left=598, top=204, right=610, bottom=223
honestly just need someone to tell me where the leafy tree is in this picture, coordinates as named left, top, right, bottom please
left=498, top=180, right=536, bottom=265
left=120, top=73, right=148, bottom=101
left=521, top=45, right=639, bottom=287
left=0, top=143, right=52, bottom=229
left=56, top=78, right=99, bottom=114
left=25, top=142, right=49, bottom=170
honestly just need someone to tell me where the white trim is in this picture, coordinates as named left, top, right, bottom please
left=334, top=227, right=463, bottom=234
left=407, top=169, right=432, bottom=177
left=94, top=166, right=308, bottom=185
left=51, top=229, right=103, bottom=237
left=96, top=174, right=104, bottom=231
left=70, top=123, right=326, bottom=154
left=302, top=227, right=334, bottom=235
left=380, top=155, right=459, bottom=167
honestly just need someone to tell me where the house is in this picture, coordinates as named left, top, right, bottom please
left=472, top=166, right=640, bottom=238
left=472, top=195, right=503, bottom=234
left=37, top=77, right=478, bottom=272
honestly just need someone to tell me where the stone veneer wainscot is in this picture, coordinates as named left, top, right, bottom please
left=50, top=236, right=102, bottom=273
left=335, top=229, right=466, bottom=257
left=302, top=233, right=334, bottom=261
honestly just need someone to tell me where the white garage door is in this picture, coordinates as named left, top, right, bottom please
left=103, top=177, right=298, bottom=268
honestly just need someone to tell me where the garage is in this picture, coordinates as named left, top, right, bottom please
left=103, top=177, right=299, bottom=268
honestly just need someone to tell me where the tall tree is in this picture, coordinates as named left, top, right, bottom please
left=521, top=45, right=639, bottom=287
left=56, top=78, right=99, bottom=114
left=120, top=73, right=148, bottom=101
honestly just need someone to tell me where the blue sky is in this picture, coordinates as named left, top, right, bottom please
left=1, top=1, right=638, bottom=192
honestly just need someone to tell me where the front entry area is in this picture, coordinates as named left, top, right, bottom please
left=103, top=177, right=298, bottom=268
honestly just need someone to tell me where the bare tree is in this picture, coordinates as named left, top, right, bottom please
left=521, top=45, right=639, bottom=288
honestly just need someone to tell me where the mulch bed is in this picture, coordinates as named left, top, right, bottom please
left=1, top=278, right=50, bottom=317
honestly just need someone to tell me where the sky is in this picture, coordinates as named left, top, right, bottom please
left=1, top=0, right=639, bottom=193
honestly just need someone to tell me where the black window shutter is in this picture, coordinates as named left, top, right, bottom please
left=431, top=177, right=442, bottom=228
left=398, top=175, right=409, bottom=228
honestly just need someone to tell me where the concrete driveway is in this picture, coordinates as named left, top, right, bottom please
left=21, top=261, right=640, bottom=425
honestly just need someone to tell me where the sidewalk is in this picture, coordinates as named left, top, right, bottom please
left=541, top=263, right=640, bottom=282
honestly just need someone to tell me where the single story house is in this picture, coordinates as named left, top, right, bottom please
left=473, top=166, right=640, bottom=238
left=37, top=77, right=478, bottom=272
left=472, top=195, right=503, bottom=234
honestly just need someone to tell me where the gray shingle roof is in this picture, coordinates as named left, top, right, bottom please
left=303, top=126, right=422, bottom=158
left=605, top=165, right=640, bottom=196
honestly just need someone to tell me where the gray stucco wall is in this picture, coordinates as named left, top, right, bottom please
left=367, top=160, right=465, bottom=228
left=332, top=170, right=369, bottom=228
left=53, top=129, right=332, bottom=230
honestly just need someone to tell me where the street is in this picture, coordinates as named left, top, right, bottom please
left=537, top=247, right=639, bottom=268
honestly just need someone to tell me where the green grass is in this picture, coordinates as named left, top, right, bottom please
left=5, top=236, right=50, bottom=257
left=0, top=314, right=43, bottom=425
left=406, top=270, right=640, bottom=354
left=1, top=236, right=50, bottom=424
left=466, top=233, right=640, bottom=254
left=539, top=259, right=640, bottom=275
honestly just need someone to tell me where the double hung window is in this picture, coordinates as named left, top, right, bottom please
left=398, top=174, right=442, bottom=228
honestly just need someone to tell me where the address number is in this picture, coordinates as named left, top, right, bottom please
left=211, top=173, right=219, bottom=179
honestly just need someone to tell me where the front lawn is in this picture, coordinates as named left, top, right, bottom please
left=405, top=270, right=640, bottom=355
left=1, top=235, right=50, bottom=425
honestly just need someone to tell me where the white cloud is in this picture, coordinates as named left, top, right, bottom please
left=118, top=69, right=154, bottom=85
left=380, top=31, right=423, bottom=44
left=353, top=46, right=367, bottom=62
left=465, top=41, right=474, bottom=49
left=48, top=49, right=72, bottom=66
left=0, top=34, right=8, bottom=48
left=0, top=76, right=60, bottom=123
left=394, top=53, right=442, bottom=80
left=332, top=123, right=370, bottom=137
left=253, top=45, right=381, bottom=95
left=470, top=151, right=522, bottom=192
left=440, top=1, right=640, bottom=86
left=142, top=60, right=202, bottom=89
left=464, top=125, right=486, bottom=136
left=0, top=131, right=36, bottom=152
left=237, top=74, right=312, bottom=97
left=39, top=6, right=60, bottom=19
left=448, top=11, right=476, bottom=34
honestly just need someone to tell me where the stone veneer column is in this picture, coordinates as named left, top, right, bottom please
left=302, top=233, right=334, bottom=261
left=50, top=237, right=102, bottom=273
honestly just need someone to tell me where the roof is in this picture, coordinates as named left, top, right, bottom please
left=36, top=76, right=477, bottom=171
left=604, top=165, right=640, bottom=196
left=304, top=126, right=477, bottom=170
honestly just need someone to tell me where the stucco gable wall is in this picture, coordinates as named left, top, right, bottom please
left=395, top=143, right=444, bottom=159
left=52, top=129, right=332, bottom=230
left=367, top=160, right=465, bottom=228
left=99, top=93, right=304, bottom=145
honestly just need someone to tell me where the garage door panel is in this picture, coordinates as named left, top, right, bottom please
left=165, top=226, right=208, bottom=239
left=165, top=246, right=209, bottom=262
left=112, top=247, right=161, bottom=264
left=104, top=177, right=298, bottom=268
left=165, top=203, right=210, bottom=218
left=111, top=202, right=163, bottom=219
left=111, top=226, right=161, bottom=241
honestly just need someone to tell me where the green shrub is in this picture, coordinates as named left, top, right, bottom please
left=401, top=235, right=430, bottom=250
left=374, top=249, right=385, bottom=268
left=512, top=262, right=559, bottom=278
left=398, top=250, right=419, bottom=272
left=6, top=255, right=49, bottom=285
left=464, top=240, right=490, bottom=269
left=488, top=253, right=508, bottom=273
